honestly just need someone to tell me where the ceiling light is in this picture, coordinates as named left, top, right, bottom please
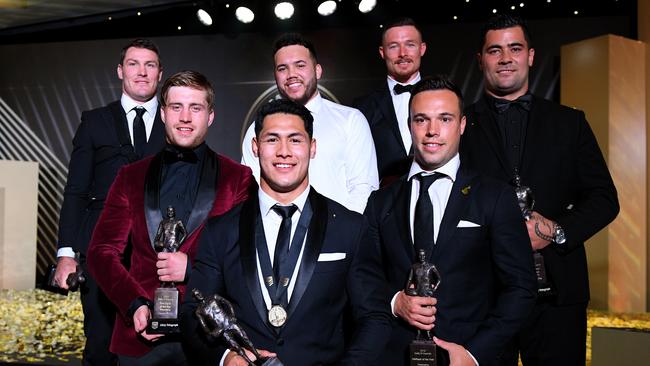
left=275, top=2, right=294, bottom=20
left=492, top=8, right=497, bottom=13
left=520, top=2, right=525, bottom=7
left=358, top=0, right=376, bottom=13
left=510, top=5, right=515, bottom=10
left=318, top=1, right=337, bottom=16
left=197, top=9, right=213, bottom=26
left=235, top=6, right=254, bottom=23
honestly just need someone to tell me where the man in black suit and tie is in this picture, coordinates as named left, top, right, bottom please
left=52, top=38, right=166, bottom=365
left=355, top=17, right=426, bottom=182
left=365, top=76, right=537, bottom=366
left=181, top=99, right=391, bottom=366
left=460, top=15, right=619, bottom=365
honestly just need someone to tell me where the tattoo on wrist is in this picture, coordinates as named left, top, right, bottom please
left=534, top=222, right=554, bottom=242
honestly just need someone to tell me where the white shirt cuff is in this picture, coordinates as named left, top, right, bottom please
left=390, top=291, right=400, bottom=317
left=219, top=349, right=231, bottom=366
left=467, top=349, right=479, bottom=365
left=57, top=247, right=76, bottom=258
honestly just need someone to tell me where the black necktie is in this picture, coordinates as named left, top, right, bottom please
left=272, top=204, right=298, bottom=306
left=494, top=94, right=532, bottom=113
left=413, top=172, right=445, bottom=256
left=394, top=83, right=414, bottom=95
left=133, top=107, right=147, bottom=158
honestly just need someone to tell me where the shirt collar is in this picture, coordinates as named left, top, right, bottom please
left=387, top=73, right=421, bottom=96
left=121, top=93, right=159, bottom=117
left=258, top=185, right=311, bottom=218
left=303, top=92, right=322, bottom=116
left=407, top=153, right=460, bottom=182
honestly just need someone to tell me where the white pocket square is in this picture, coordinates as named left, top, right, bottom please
left=318, top=252, right=346, bottom=262
left=457, top=220, right=480, bottom=228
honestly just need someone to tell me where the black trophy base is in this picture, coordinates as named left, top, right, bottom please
left=147, top=318, right=180, bottom=334
left=410, top=340, right=437, bottom=366
left=256, top=357, right=284, bottom=366
left=534, top=252, right=555, bottom=297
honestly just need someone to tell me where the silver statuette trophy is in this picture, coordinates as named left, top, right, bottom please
left=148, top=206, right=187, bottom=334
left=193, top=289, right=284, bottom=366
left=405, top=249, right=442, bottom=366
left=513, top=174, right=553, bottom=296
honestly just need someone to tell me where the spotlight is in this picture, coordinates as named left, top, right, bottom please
left=197, top=9, right=213, bottom=26
left=274, top=2, right=294, bottom=20
left=235, top=6, right=255, bottom=23
left=358, top=0, right=376, bottom=13
left=318, top=1, right=337, bottom=16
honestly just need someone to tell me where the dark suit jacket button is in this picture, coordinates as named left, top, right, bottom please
left=276, top=338, right=284, bottom=346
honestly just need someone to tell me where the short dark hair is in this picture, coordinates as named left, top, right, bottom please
left=479, top=14, right=532, bottom=52
left=255, top=99, right=314, bottom=138
left=160, top=70, right=215, bottom=111
left=273, top=33, right=318, bottom=63
left=381, top=17, right=422, bottom=44
left=409, top=76, right=464, bottom=116
left=119, top=38, right=162, bottom=67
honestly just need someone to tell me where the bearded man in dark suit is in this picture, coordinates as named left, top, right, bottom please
left=460, top=15, right=619, bottom=366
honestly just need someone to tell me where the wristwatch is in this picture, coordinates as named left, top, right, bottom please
left=553, top=224, right=567, bottom=244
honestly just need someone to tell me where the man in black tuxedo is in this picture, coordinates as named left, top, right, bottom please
left=52, top=38, right=166, bottom=365
left=181, top=99, right=391, bottom=366
left=460, top=15, right=619, bottom=365
left=365, top=76, right=537, bottom=366
left=355, top=17, right=426, bottom=182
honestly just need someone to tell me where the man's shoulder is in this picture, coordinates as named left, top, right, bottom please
left=81, top=100, right=121, bottom=120
left=205, top=200, right=245, bottom=229
left=321, top=98, right=365, bottom=119
left=532, top=95, right=583, bottom=116
left=353, top=85, right=388, bottom=107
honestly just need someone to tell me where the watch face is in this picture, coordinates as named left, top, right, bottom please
left=554, top=226, right=567, bottom=244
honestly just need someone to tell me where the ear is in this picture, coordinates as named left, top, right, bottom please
left=157, top=68, right=163, bottom=82
left=379, top=46, right=385, bottom=60
left=117, top=64, right=124, bottom=80
left=528, top=47, right=535, bottom=67
left=419, top=42, right=427, bottom=56
left=309, top=138, right=316, bottom=159
left=207, top=110, right=215, bottom=127
left=315, top=64, right=322, bottom=81
left=460, top=115, right=467, bottom=135
left=160, top=106, right=166, bottom=124
left=251, top=137, right=259, bottom=158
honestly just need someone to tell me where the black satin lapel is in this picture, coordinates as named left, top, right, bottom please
left=238, top=196, right=271, bottom=331
left=108, top=101, right=138, bottom=162
left=520, top=96, right=547, bottom=176
left=392, top=180, right=415, bottom=262
left=431, top=169, right=475, bottom=263
left=144, top=153, right=163, bottom=248
left=473, top=99, right=510, bottom=175
left=186, top=150, right=218, bottom=235
left=145, top=108, right=166, bottom=156
left=286, top=191, right=328, bottom=317
left=380, top=87, right=407, bottom=152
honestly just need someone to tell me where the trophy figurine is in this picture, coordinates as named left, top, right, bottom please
left=148, top=206, right=187, bottom=334
left=512, top=173, right=553, bottom=296
left=193, top=289, right=284, bottom=366
left=405, top=249, right=441, bottom=366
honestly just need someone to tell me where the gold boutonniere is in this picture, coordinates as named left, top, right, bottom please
left=461, top=185, right=471, bottom=195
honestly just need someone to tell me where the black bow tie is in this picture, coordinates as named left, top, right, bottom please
left=494, top=94, right=532, bottom=113
left=162, top=147, right=198, bottom=164
left=394, top=83, right=414, bottom=95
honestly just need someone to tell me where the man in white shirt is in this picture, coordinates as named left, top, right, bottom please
left=53, top=38, right=166, bottom=366
left=364, top=76, right=536, bottom=366
left=182, top=99, right=391, bottom=366
left=355, top=17, right=427, bottom=182
left=241, top=33, right=378, bottom=213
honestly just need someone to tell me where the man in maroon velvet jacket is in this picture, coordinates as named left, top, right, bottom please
left=87, top=70, right=253, bottom=365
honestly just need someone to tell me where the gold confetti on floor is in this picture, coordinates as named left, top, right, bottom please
left=0, top=289, right=84, bottom=363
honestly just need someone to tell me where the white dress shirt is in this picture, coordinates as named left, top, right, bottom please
left=57, top=94, right=159, bottom=258
left=387, top=72, right=421, bottom=154
left=241, top=92, right=379, bottom=213
left=121, top=93, right=158, bottom=143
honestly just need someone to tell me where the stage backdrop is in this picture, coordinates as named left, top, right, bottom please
left=0, top=16, right=632, bottom=281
